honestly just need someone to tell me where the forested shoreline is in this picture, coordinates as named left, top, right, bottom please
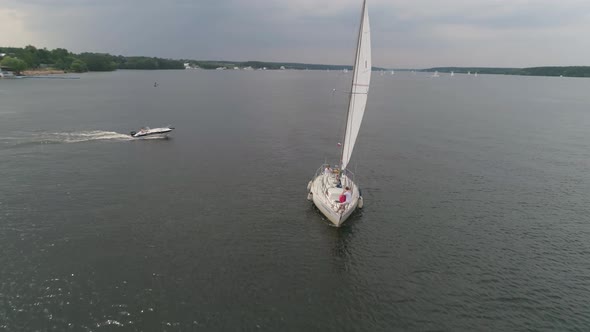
left=424, top=66, right=590, bottom=78
left=0, top=45, right=184, bottom=73
left=1, top=45, right=589, bottom=78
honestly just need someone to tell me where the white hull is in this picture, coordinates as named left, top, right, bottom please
left=134, top=132, right=170, bottom=139
left=309, top=171, right=360, bottom=227
left=130, top=126, right=174, bottom=138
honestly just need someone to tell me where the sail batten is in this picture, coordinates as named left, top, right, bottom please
left=341, top=0, right=371, bottom=171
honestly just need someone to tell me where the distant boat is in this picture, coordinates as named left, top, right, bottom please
left=474, top=72, right=478, bottom=77
left=450, top=71, right=454, bottom=77
left=130, top=126, right=174, bottom=138
left=431, top=71, right=440, bottom=78
left=307, top=0, right=370, bottom=227
left=391, top=70, right=394, bottom=75
left=468, top=71, right=471, bottom=75
left=0, top=70, right=15, bottom=78
left=343, top=68, right=349, bottom=73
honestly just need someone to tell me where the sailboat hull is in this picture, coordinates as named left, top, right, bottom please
left=309, top=173, right=359, bottom=227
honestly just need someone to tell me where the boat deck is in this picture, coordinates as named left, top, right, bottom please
left=310, top=170, right=359, bottom=226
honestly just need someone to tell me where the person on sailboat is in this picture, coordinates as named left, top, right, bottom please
left=324, top=166, right=332, bottom=175
left=337, top=187, right=352, bottom=212
left=335, top=174, right=342, bottom=188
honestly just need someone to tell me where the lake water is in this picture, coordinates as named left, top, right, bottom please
left=1, top=70, right=590, bottom=331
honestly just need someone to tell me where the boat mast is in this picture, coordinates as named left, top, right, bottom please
left=340, top=0, right=367, bottom=172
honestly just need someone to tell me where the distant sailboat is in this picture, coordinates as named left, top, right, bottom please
left=450, top=71, right=454, bottom=77
left=391, top=70, right=395, bottom=75
left=474, top=72, right=478, bottom=77
left=431, top=71, right=440, bottom=78
left=307, top=0, right=371, bottom=227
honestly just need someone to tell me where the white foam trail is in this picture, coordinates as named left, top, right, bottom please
left=0, top=130, right=171, bottom=149
left=37, top=130, right=133, bottom=144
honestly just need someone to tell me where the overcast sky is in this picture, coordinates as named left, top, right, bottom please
left=1, top=0, right=589, bottom=68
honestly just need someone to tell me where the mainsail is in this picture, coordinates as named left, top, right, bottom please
left=341, top=0, right=371, bottom=171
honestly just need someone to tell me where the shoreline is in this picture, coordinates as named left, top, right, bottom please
left=22, top=69, right=66, bottom=76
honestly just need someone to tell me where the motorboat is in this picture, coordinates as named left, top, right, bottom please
left=130, top=126, right=174, bottom=138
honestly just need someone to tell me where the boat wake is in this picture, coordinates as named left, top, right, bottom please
left=0, top=130, right=137, bottom=148
left=35, top=130, right=134, bottom=144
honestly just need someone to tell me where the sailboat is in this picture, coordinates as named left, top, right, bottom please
left=450, top=71, right=454, bottom=77
left=306, top=0, right=371, bottom=227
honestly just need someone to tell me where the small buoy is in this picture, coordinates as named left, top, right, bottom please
left=307, top=192, right=313, bottom=201
left=307, top=181, right=312, bottom=191
left=357, top=196, right=364, bottom=208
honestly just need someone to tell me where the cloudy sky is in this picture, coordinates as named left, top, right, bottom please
left=1, top=0, right=589, bottom=68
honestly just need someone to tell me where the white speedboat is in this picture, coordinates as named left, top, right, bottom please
left=130, top=126, right=174, bottom=138
left=307, top=0, right=371, bottom=227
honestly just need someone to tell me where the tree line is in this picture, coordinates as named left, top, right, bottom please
left=425, top=66, right=590, bottom=78
left=0, top=45, right=184, bottom=74
left=1, top=44, right=388, bottom=74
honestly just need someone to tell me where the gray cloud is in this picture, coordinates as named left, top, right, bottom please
left=1, top=0, right=590, bottom=67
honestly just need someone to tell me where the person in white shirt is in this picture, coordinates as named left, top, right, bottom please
left=338, top=186, right=352, bottom=212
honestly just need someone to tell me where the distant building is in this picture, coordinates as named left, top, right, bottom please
left=0, top=65, right=15, bottom=78
left=184, top=62, right=200, bottom=69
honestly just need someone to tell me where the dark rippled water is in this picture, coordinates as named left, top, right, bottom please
left=1, top=70, right=590, bottom=331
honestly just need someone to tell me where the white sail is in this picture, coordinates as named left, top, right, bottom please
left=341, top=0, right=371, bottom=171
